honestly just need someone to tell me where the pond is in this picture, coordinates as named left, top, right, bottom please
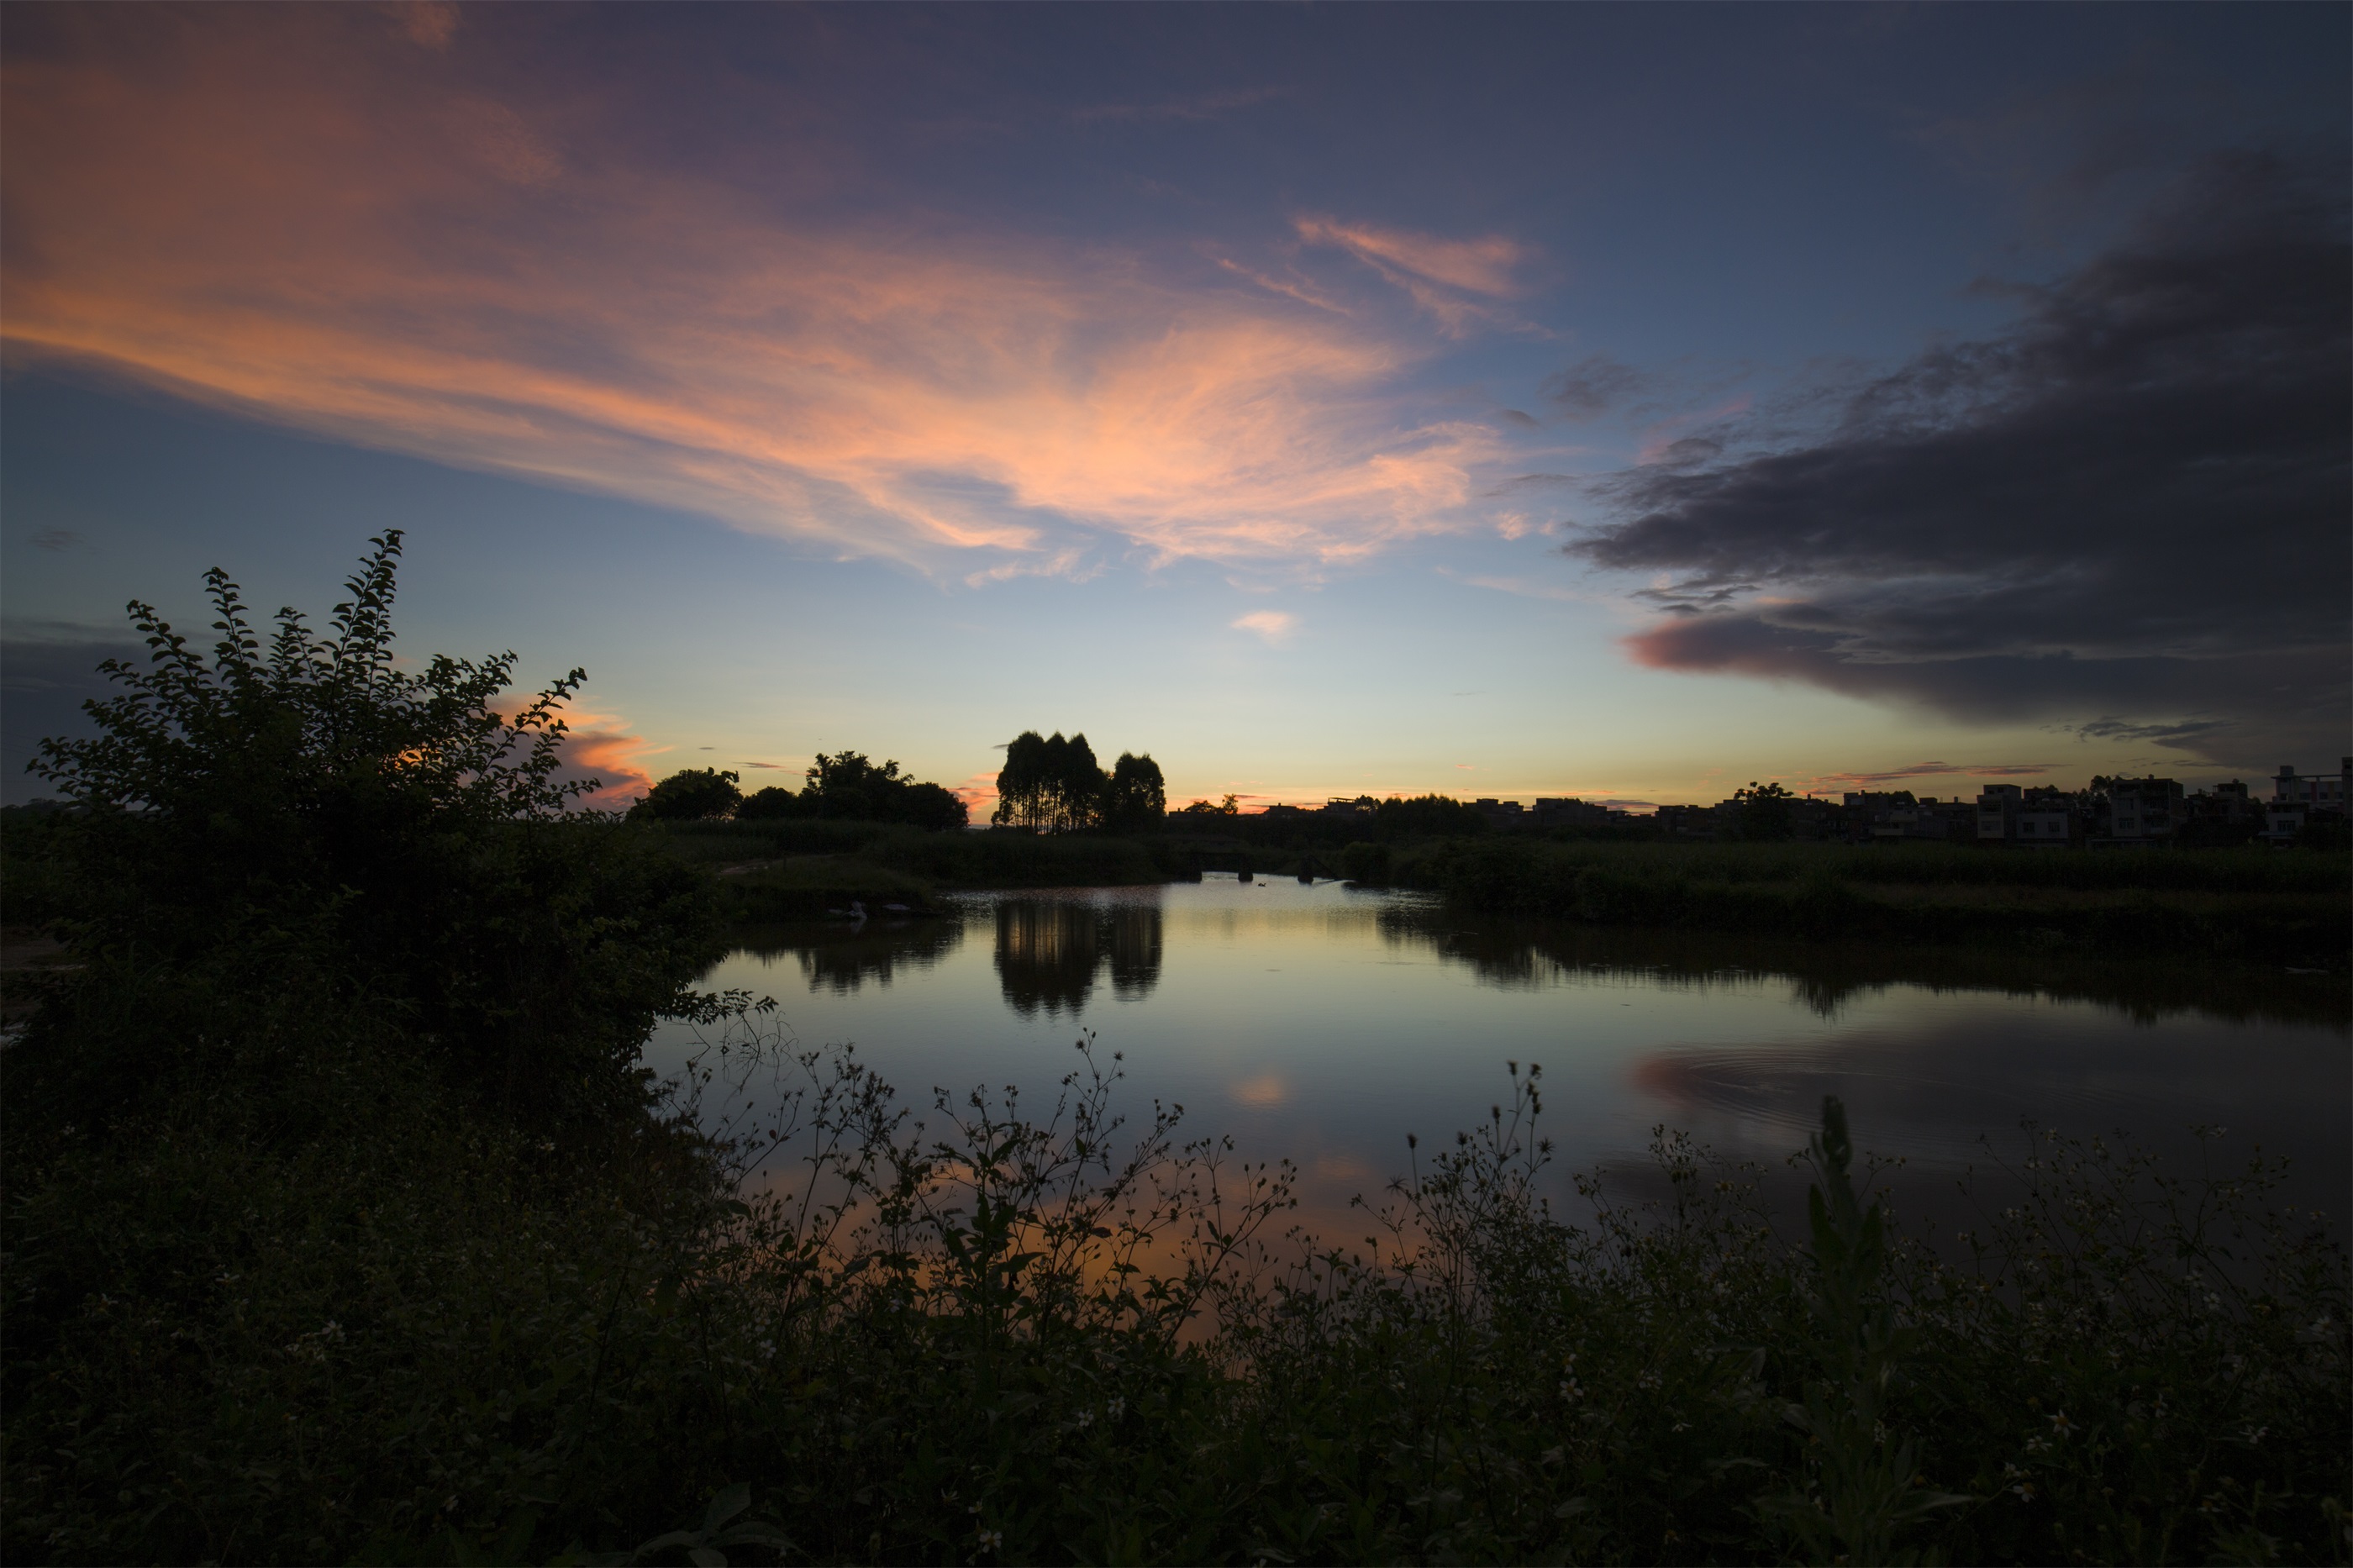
left=647, top=876, right=2350, bottom=1236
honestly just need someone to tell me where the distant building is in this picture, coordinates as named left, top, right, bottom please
left=2271, top=760, right=2350, bottom=809
left=1785, top=796, right=1839, bottom=840
left=1653, top=803, right=1717, bottom=839
left=1977, top=784, right=2024, bottom=844
left=1471, top=797, right=1525, bottom=829
left=2013, top=806, right=2076, bottom=848
left=2261, top=804, right=2310, bottom=847
left=1531, top=797, right=1619, bottom=829
left=2105, top=778, right=2183, bottom=843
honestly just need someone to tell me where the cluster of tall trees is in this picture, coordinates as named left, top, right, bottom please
left=992, top=731, right=1166, bottom=834
left=630, top=751, right=968, bottom=830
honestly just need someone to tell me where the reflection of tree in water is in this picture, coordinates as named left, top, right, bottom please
left=994, top=899, right=1164, bottom=1018
left=731, top=920, right=966, bottom=996
left=1374, top=903, right=2350, bottom=1029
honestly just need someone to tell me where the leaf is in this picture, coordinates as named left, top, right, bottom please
left=701, top=1484, right=750, bottom=1533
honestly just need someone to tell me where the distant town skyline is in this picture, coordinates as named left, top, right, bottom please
left=5, top=4, right=2346, bottom=809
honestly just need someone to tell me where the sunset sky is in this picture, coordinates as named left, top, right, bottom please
left=4, top=3, right=2346, bottom=811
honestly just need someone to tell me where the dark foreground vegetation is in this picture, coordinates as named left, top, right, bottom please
left=5, top=539, right=2347, bottom=1565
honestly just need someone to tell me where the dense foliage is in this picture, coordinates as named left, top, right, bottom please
left=633, top=767, right=746, bottom=822
left=723, top=753, right=968, bottom=831
left=993, top=731, right=1165, bottom=834
left=18, top=534, right=723, bottom=1131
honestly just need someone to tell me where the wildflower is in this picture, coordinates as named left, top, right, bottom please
left=976, top=1528, right=1003, bottom=1551
left=2049, top=1410, right=2073, bottom=1438
left=1106, top=1397, right=1124, bottom=1420
left=1558, top=1378, right=1583, bottom=1402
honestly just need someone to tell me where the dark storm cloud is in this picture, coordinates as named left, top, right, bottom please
left=1569, top=151, right=2351, bottom=766
left=1541, top=353, right=1645, bottom=421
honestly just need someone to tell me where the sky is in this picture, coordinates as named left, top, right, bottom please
left=3, top=3, right=2347, bottom=813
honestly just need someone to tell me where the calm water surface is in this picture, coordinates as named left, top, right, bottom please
left=647, top=877, right=2350, bottom=1230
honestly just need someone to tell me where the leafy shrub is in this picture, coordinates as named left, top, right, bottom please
left=17, top=532, right=724, bottom=1130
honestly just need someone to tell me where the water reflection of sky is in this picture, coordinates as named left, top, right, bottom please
left=650, top=877, right=2350, bottom=1234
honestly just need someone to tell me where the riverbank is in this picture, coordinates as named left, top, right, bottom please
left=1387, top=837, right=2352, bottom=968
left=641, top=821, right=2353, bottom=966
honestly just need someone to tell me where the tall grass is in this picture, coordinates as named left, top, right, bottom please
left=8, top=1012, right=2343, bottom=1565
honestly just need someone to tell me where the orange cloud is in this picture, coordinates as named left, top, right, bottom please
left=555, top=711, right=666, bottom=810
left=3, top=13, right=1519, bottom=576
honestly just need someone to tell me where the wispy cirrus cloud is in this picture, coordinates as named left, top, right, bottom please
left=2, top=12, right=1518, bottom=580
left=1293, top=216, right=1536, bottom=335
left=1794, top=760, right=2053, bottom=793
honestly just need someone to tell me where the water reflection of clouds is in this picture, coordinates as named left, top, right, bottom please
left=1229, top=1072, right=1287, bottom=1108
left=992, top=898, right=1165, bottom=1018
left=1624, top=1014, right=2351, bottom=1187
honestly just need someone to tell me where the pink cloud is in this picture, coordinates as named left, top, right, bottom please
left=1293, top=217, right=1529, bottom=297
left=949, top=771, right=1001, bottom=821
left=3, top=13, right=1516, bottom=576
left=1231, top=610, right=1298, bottom=644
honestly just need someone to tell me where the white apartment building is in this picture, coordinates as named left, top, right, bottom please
left=2271, top=761, right=2350, bottom=808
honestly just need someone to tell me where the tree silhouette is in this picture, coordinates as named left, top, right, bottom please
left=1104, top=752, right=1166, bottom=832
left=629, top=767, right=741, bottom=821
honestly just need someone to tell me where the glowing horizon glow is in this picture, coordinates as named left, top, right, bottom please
left=3, top=6, right=2341, bottom=805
